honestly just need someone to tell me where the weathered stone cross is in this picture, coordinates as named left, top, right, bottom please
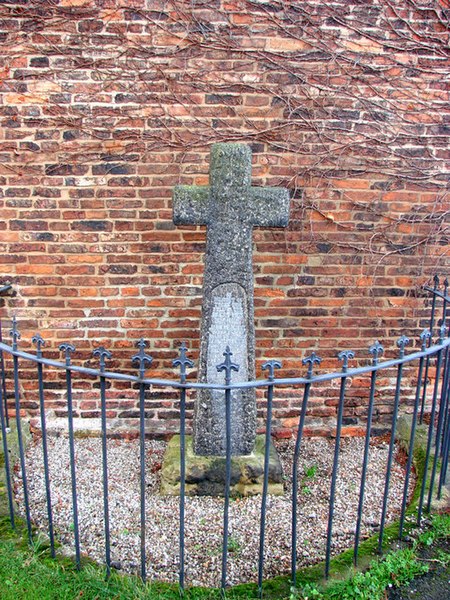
left=173, top=143, right=290, bottom=456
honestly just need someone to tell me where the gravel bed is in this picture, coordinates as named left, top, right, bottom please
left=14, top=435, right=414, bottom=588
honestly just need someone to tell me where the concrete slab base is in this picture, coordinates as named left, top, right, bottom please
left=160, top=434, right=284, bottom=497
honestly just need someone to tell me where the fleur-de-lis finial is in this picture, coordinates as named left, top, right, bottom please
left=369, top=341, right=384, bottom=365
left=262, top=359, right=282, bottom=381
left=10, top=316, right=20, bottom=350
left=302, top=351, right=322, bottom=378
left=32, top=333, right=45, bottom=358
left=338, top=350, right=355, bottom=372
left=132, top=338, right=153, bottom=378
left=444, top=278, right=449, bottom=294
left=420, top=329, right=431, bottom=351
left=216, top=346, right=239, bottom=385
left=93, top=346, right=112, bottom=373
left=173, top=342, right=194, bottom=384
left=433, top=274, right=439, bottom=288
left=59, top=343, right=76, bottom=366
left=396, top=335, right=410, bottom=358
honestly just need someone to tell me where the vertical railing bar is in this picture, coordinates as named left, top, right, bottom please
left=179, top=385, right=187, bottom=593
left=438, top=344, right=450, bottom=454
left=217, top=346, right=238, bottom=596
left=438, top=407, right=450, bottom=489
left=438, top=358, right=450, bottom=452
left=417, top=339, right=444, bottom=523
left=291, top=382, right=311, bottom=590
left=433, top=335, right=449, bottom=456
left=221, top=384, right=232, bottom=595
left=11, top=320, right=32, bottom=543
left=32, top=334, right=55, bottom=558
left=354, top=341, right=383, bottom=565
left=258, top=360, right=281, bottom=598
left=378, top=336, right=409, bottom=554
left=132, top=339, right=152, bottom=583
left=291, top=351, right=320, bottom=591
left=354, top=372, right=377, bottom=564
left=426, top=328, right=446, bottom=512
left=437, top=281, right=450, bottom=460
left=436, top=279, right=450, bottom=451
left=436, top=334, right=450, bottom=456
left=420, top=276, right=439, bottom=423
left=325, top=350, right=354, bottom=578
left=100, top=372, right=111, bottom=577
left=419, top=354, right=432, bottom=426
left=399, top=331, right=428, bottom=539
left=0, top=323, right=9, bottom=427
left=60, top=343, right=80, bottom=568
left=0, top=346, right=15, bottom=529
left=93, top=347, right=112, bottom=578
left=173, top=342, right=193, bottom=596
left=257, top=382, right=272, bottom=598
left=139, top=379, right=147, bottom=582
left=438, top=285, right=450, bottom=491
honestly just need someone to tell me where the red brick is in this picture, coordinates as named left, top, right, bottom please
left=0, top=0, right=446, bottom=440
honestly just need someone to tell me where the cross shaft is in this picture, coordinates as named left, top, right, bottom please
left=173, top=143, right=290, bottom=456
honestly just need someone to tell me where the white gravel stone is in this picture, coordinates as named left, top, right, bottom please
left=14, top=434, right=414, bottom=588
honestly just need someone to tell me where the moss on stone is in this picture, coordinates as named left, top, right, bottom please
left=396, top=415, right=428, bottom=455
left=160, top=434, right=284, bottom=497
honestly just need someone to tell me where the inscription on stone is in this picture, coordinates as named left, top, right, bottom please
left=203, top=283, right=250, bottom=456
left=207, top=284, right=249, bottom=386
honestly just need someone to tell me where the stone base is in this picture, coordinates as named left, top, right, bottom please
left=160, top=434, right=284, bottom=497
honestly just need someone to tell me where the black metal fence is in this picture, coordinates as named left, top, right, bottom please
left=0, top=278, right=449, bottom=597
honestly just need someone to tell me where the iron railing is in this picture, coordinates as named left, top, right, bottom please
left=0, top=278, right=449, bottom=597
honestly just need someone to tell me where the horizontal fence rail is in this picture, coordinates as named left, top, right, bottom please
left=0, top=279, right=449, bottom=596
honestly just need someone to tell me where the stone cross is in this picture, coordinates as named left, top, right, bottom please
left=173, top=143, right=290, bottom=456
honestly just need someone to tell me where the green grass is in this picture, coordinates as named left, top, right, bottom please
left=0, top=514, right=448, bottom=600
left=293, top=513, right=450, bottom=600
left=0, top=530, right=214, bottom=600
left=295, top=547, right=429, bottom=600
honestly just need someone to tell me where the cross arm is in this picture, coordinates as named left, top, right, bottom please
left=250, top=187, right=290, bottom=227
left=173, top=185, right=210, bottom=226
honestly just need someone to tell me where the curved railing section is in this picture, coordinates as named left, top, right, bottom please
left=0, top=278, right=449, bottom=597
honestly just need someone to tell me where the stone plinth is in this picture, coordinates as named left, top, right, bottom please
left=160, top=435, right=284, bottom=497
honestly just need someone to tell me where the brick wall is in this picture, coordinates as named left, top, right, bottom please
left=0, top=0, right=448, bottom=437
